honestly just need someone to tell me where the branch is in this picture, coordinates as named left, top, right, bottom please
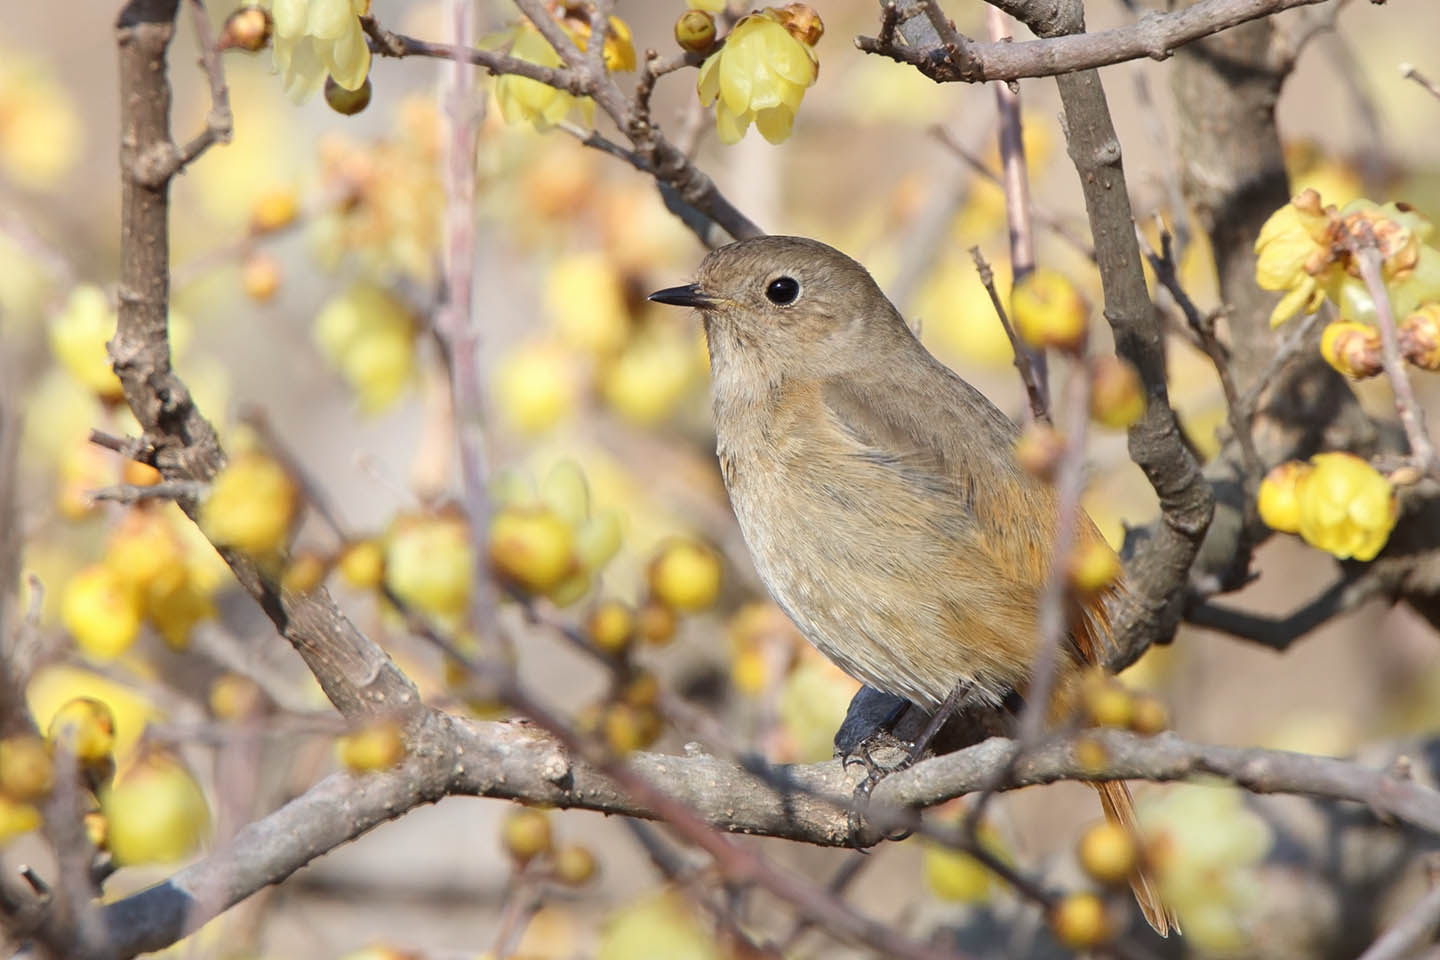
left=1012, top=0, right=1213, bottom=668
left=1357, top=875, right=1440, bottom=960
left=856, top=0, right=1330, bottom=83
left=362, top=14, right=762, bottom=244
left=87, top=722, right=1440, bottom=957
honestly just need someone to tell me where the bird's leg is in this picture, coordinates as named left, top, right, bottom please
left=907, top=679, right=974, bottom=764
left=845, top=683, right=974, bottom=846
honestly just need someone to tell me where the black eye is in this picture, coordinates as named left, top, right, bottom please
left=765, top=276, right=800, bottom=305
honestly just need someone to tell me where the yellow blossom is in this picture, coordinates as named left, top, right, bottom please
left=1256, top=461, right=1308, bottom=534
left=313, top=99, right=445, bottom=283
left=49, top=285, right=123, bottom=401
left=563, top=10, right=637, bottom=72
left=1254, top=190, right=1334, bottom=328
left=263, top=0, right=371, bottom=102
left=313, top=284, right=417, bottom=413
left=200, top=453, right=299, bottom=557
left=495, top=25, right=592, bottom=131
left=1293, top=452, right=1396, bottom=561
left=0, top=51, right=82, bottom=189
left=545, top=253, right=631, bottom=356
left=697, top=9, right=819, bottom=144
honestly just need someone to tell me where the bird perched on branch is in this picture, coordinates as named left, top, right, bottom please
left=651, top=234, right=1176, bottom=936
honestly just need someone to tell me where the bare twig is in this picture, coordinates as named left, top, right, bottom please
left=1342, top=221, right=1439, bottom=473
left=1137, top=222, right=1263, bottom=484
left=970, top=247, right=1051, bottom=424
left=1401, top=63, right=1440, bottom=101
left=930, top=126, right=1096, bottom=261
left=88, top=480, right=207, bottom=505
left=1356, top=876, right=1440, bottom=960
left=987, top=7, right=1050, bottom=418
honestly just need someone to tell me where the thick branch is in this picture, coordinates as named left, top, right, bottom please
left=86, top=722, right=1440, bottom=958
left=857, top=0, right=1329, bottom=83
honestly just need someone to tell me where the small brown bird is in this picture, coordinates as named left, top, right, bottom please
left=651, top=235, right=1175, bottom=936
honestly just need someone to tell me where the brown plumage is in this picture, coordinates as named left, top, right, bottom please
left=651, top=235, right=1176, bottom=936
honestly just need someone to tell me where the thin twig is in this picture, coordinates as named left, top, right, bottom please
left=987, top=6, right=1049, bottom=418
left=1401, top=63, right=1440, bottom=102
left=88, top=480, right=207, bottom=505
left=1341, top=220, right=1439, bottom=473
left=1356, top=876, right=1440, bottom=960
left=1136, top=222, right=1263, bottom=484
left=931, top=126, right=1096, bottom=261
left=970, top=247, right=1050, bottom=424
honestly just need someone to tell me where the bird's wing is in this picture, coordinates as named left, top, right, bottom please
left=820, top=367, right=1117, bottom=668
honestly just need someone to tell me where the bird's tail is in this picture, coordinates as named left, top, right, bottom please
left=1093, top=779, right=1180, bottom=938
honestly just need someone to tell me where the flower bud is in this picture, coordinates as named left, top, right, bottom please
left=1320, top=321, right=1383, bottom=379
left=1013, top=422, right=1064, bottom=482
left=777, top=3, right=824, bottom=46
left=325, top=75, right=373, bottom=116
left=219, top=6, right=271, bottom=52
left=1050, top=892, right=1112, bottom=949
left=1077, top=821, right=1137, bottom=888
left=1012, top=268, right=1087, bottom=352
left=1401, top=303, right=1440, bottom=370
left=1089, top=356, right=1145, bottom=429
left=674, top=9, right=716, bottom=53
left=1068, top=540, right=1122, bottom=598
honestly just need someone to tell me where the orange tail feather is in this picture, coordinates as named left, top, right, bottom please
left=1094, top=779, right=1179, bottom=938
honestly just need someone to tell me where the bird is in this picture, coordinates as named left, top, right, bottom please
left=650, top=234, right=1175, bottom=936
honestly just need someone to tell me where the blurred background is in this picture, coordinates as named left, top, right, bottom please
left=3, top=0, right=1440, bottom=957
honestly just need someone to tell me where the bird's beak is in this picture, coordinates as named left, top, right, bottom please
left=648, top=283, right=718, bottom=309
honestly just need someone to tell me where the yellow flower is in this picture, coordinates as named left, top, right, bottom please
left=314, top=98, right=446, bottom=284
left=495, top=25, right=592, bottom=130
left=1293, top=452, right=1396, bottom=561
left=313, top=284, right=417, bottom=414
left=566, top=12, right=637, bottom=72
left=0, top=51, right=82, bottom=190
left=545, top=253, right=630, bottom=356
left=1257, top=461, right=1307, bottom=534
left=264, top=0, right=371, bottom=103
left=1254, top=190, right=1334, bottom=328
left=200, top=453, right=299, bottom=557
left=697, top=9, right=819, bottom=144
left=49, top=285, right=123, bottom=401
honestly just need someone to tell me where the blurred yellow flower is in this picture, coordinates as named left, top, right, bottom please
left=600, top=331, right=699, bottom=425
left=1294, top=452, right=1396, bottom=561
left=0, top=51, right=82, bottom=189
left=313, top=284, right=417, bottom=413
left=915, top=255, right=1014, bottom=369
left=545, top=253, right=630, bottom=355
left=61, top=566, right=144, bottom=661
left=697, top=9, right=819, bottom=144
left=494, top=341, right=577, bottom=434
left=314, top=98, right=445, bottom=283
left=49, top=285, right=123, bottom=401
left=495, top=25, right=592, bottom=130
left=263, top=0, right=371, bottom=102
left=200, top=453, right=299, bottom=557
left=1141, top=782, right=1272, bottom=954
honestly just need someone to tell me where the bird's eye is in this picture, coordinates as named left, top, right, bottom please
left=765, top=276, right=800, bottom=306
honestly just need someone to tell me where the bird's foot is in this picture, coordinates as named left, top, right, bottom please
left=843, top=729, right=918, bottom=846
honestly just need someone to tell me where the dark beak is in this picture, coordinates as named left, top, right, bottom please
left=648, top=283, right=717, bottom=309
